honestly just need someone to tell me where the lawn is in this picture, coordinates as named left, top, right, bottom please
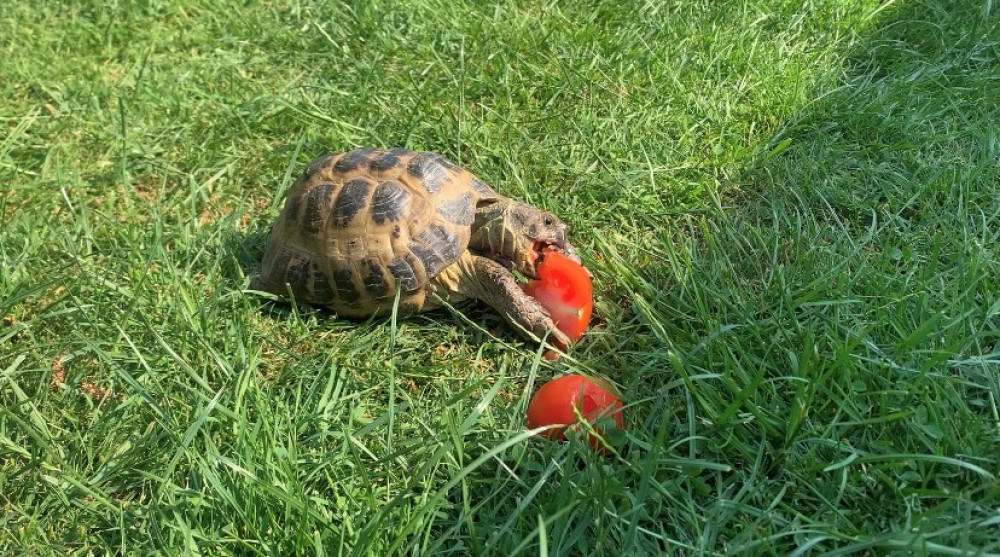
left=2, top=0, right=999, bottom=554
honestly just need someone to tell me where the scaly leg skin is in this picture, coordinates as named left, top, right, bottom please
left=438, top=252, right=571, bottom=351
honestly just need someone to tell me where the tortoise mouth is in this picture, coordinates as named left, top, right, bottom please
left=528, top=240, right=591, bottom=277
left=527, top=240, right=561, bottom=276
left=490, top=241, right=562, bottom=279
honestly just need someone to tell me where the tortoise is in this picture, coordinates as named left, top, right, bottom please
left=250, top=147, right=581, bottom=348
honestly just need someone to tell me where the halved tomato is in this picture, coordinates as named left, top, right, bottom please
left=526, top=374, right=624, bottom=450
left=522, top=249, right=593, bottom=349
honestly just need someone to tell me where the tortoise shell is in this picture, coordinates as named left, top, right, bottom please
left=254, top=147, right=502, bottom=317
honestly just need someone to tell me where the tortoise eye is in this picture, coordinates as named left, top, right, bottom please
left=543, top=216, right=554, bottom=226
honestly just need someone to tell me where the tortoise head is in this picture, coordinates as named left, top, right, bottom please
left=470, top=199, right=579, bottom=278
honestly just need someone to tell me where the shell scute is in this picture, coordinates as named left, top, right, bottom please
left=311, top=266, right=335, bottom=300
left=287, top=257, right=310, bottom=287
left=332, top=268, right=361, bottom=306
left=302, top=183, right=334, bottom=234
left=435, top=155, right=462, bottom=174
left=267, top=250, right=295, bottom=287
left=362, top=259, right=391, bottom=300
left=334, top=147, right=378, bottom=172
left=370, top=180, right=411, bottom=225
left=436, top=191, right=475, bottom=226
left=387, top=257, right=420, bottom=292
left=370, top=153, right=402, bottom=172
left=407, top=241, right=448, bottom=277
left=417, top=223, right=461, bottom=262
left=331, top=178, right=374, bottom=227
left=405, top=152, right=450, bottom=194
left=470, top=178, right=498, bottom=198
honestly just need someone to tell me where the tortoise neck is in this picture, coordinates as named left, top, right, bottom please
left=468, top=199, right=521, bottom=258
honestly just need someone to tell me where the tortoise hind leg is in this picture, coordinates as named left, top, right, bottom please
left=439, top=252, right=571, bottom=348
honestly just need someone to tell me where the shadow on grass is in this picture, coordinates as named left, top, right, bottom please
left=591, top=1, right=998, bottom=553
left=219, top=218, right=271, bottom=284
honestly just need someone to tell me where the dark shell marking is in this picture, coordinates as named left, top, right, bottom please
left=436, top=155, right=462, bottom=173
left=266, top=252, right=338, bottom=304
left=470, top=178, right=498, bottom=198
left=387, top=257, right=420, bottom=291
left=362, top=259, right=391, bottom=300
left=408, top=242, right=448, bottom=277
left=333, top=268, right=361, bottom=305
left=302, top=183, right=334, bottom=234
left=334, top=147, right=378, bottom=172
left=370, top=180, right=411, bottom=224
left=282, top=193, right=303, bottom=233
left=418, top=224, right=461, bottom=262
left=369, top=153, right=400, bottom=171
left=287, top=257, right=312, bottom=289
left=311, top=266, right=335, bottom=300
left=406, top=152, right=450, bottom=194
left=331, top=178, right=373, bottom=227
left=267, top=251, right=295, bottom=287
left=436, top=192, right=475, bottom=226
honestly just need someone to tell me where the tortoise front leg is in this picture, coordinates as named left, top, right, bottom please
left=444, top=253, right=571, bottom=348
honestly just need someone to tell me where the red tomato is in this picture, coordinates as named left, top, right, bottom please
left=522, top=250, right=593, bottom=349
left=526, top=374, right=624, bottom=449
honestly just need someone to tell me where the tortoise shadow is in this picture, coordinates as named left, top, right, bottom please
left=218, top=215, right=271, bottom=286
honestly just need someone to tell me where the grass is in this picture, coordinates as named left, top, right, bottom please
left=2, top=0, right=999, bottom=554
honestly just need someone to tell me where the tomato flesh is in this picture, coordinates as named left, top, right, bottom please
left=522, top=250, right=593, bottom=348
left=526, top=374, right=624, bottom=449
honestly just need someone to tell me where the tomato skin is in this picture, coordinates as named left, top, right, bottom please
left=526, top=375, right=624, bottom=448
left=522, top=250, right=593, bottom=348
